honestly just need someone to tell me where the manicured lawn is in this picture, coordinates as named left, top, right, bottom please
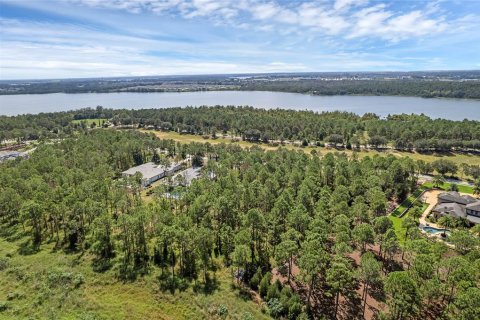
left=389, top=202, right=428, bottom=244
left=395, top=151, right=480, bottom=167
left=391, top=186, right=427, bottom=218
left=389, top=183, right=430, bottom=244
left=423, top=182, right=475, bottom=194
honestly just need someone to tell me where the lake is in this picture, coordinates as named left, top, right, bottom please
left=1, top=91, right=479, bottom=120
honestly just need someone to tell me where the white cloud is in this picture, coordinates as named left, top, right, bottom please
left=63, top=0, right=459, bottom=41
left=1, top=0, right=479, bottom=79
left=334, top=0, right=369, bottom=11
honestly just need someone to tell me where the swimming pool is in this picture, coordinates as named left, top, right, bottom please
left=422, top=226, right=451, bottom=236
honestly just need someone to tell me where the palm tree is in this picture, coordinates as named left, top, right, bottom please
left=438, top=215, right=455, bottom=236
left=409, top=206, right=423, bottom=222
left=456, top=217, right=470, bottom=229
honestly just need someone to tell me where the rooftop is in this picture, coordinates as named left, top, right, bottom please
left=0, top=151, right=27, bottom=161
left=438, top=191, right=477, bottom=205
left=173, top=167, right=202, bottom=186
left=122, top=162, right=166, bottom=180
left=433, top=202, right=466, bottom=219
left=466, top=202, right=480, bottom=211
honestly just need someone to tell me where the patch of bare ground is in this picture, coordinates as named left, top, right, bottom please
left=268, top=241, right=456, bottom=319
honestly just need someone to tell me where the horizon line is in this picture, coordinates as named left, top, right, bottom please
left=2, top=69, right=480, bottom=82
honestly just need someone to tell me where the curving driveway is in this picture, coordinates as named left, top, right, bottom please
left=419, top=190, right=442, bottom=228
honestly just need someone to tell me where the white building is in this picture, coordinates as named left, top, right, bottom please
left=0, top=151, right=28, bottom=162
left=122, top=161, right=182, bottom=187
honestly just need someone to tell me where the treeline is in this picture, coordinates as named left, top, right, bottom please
left=4, top=106, right=479, bottom=152
left=1, top=130, right=479, bottom=319
left=2, top=76, right=480, bottom=99
left=240, top=79, right=480, bottom=99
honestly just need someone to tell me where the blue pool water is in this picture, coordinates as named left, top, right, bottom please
left=422, top=226, right=450, bottom=236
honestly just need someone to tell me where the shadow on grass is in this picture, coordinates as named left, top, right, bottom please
left=0, top=223, right=27, bottom=242
left=157, top=271, right=220, bottom=295
left=158, top=271, right=190, bottom=294
left=192, top=273, right=220, bottom=295
left=91, top=258, right=112, bottom=273
left=233, top=283, right=258, bottom=302
left=17, top=239, right=40, bottom=255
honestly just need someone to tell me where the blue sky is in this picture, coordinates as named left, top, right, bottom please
left=0, top=0, right=479, bottom=79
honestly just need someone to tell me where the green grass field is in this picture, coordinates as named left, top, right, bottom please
left=422, top=182, right=475, bottom=194
left=0, top=228, right=269, bottom=320
left=72, top=118, right=108, bottom=126
left=390, top=187, right=427, bottom=218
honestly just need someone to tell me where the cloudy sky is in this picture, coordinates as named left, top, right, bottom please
left=0, top=0, right=479, bottom=79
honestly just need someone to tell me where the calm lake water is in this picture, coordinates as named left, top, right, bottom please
left=1, top=91, right=479, bottom=120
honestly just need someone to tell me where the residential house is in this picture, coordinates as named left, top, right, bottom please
left=432, top=191, right=480, bottom=225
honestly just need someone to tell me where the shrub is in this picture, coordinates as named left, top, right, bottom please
left=287, top=294, right=302, bottom=319
left=297, top=312, right=309, bottom=320
left=249, top=267, right=262, bottom=290
left=47, top=271, right=73, bottom=287
left=280, top=286, right=292, bottom=306
left=73, top=273, right=85, bottom=288
left=7, top=266, right=27, bottom=281
left=241, top=312, right=253, bottom=320
left=0, top=257, right=8, bottom=271
left=267, top=298, right=283, bottom=318
left=46, top=270, right=85, bottom=289
left=266, top=282, right=281, bottom=301
left=0, top=301, right=8, bottom=312
left=217, top=304, right=228, bottom=318
left=6, top=291, right=23, bottom=301
left=259, top=272, right=272, bottom=298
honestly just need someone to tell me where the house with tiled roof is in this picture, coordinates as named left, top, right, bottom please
left=432, top=191, right=480, bottom=225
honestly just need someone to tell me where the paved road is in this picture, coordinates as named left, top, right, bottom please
left=417, top=174, right=474, bottom=186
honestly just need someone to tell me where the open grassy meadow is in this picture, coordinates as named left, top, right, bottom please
left=0, top=228, right=270, bottom=320
left=142, top=130, right=480, bottom=166
left=72, top=119, right=108, bottom=127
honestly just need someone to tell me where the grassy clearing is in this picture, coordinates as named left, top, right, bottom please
left=141, top=130, right=480, bottom=166
left=72, top=118, right=107, bottom=126
left=391, top=187, right=427, bottom=218
left=389, top=183, right=430, bottom=244
left=0, top=227, right=270, bottom=320
left=389, top=202, right=429, bottom=244
left=422, top=182, right=475, bottom=194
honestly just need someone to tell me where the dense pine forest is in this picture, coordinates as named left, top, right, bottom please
left=240, top=79, right=480, bottom=99
left=1, top=106, right=480, bottom=152
left=1, top=128, right=479, bottom=319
